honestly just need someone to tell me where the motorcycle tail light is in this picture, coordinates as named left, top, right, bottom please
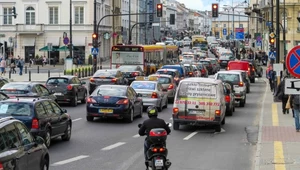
left=152, top=148, right=158, bottom=152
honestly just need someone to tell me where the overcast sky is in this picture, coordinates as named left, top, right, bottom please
left=175, top=0, right=246, bottom=11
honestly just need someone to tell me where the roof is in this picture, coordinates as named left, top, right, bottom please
left=180, top=77, right=222, bottom=84
left=98, top=85, right=128, bottom=89
left=217, top=71, right=242, bottom=74
left=149, top=74, right=173, bottom=78
left=157, top=68, right=178, bottom=72
left=2, top=97, right=48, bottom=103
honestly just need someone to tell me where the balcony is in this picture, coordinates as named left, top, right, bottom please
left=0, top=25, right=16, bottom=32
left=16, top=24, right=44, bottom=35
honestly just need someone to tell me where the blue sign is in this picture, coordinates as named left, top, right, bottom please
left=235, top=32, right=244, bottom=40
left=91, top=48, right=99, bottom=55
left=266, top=21, right=272, bottom=27
left=269, top=51, right=276, bottom=60
left=63, top=37, right=69, bottom=45
left=286, top=45, right=300, bottom=78
left=223, top=28, right=227, bottom=35
left=256, top=40, right=261, bottom=47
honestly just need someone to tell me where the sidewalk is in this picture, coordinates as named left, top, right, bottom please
left=256, top=78, right=300, bottom=170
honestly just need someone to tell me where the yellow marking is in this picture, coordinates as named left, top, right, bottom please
left=272, top=103, right=279, bottom=126
left=274, top=141, right=286, bottom=170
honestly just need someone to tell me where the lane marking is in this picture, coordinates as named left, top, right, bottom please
left=170, top=117, right=173, bottom=120
left=101, top=142, right=126, bottom=151
left=183, top=131, right=198, bottom=140
left=72, top=118, right=82, bottom=122
left=132, top=134, right=140, bottom=138
left=51, top=155, right=89, bottom=166
left=274, top=141, right=286, bottom=170
left=272, top=103, right=279, bottom=126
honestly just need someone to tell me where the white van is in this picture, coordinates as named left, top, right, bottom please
left=172, top=78, right=226, bottom=132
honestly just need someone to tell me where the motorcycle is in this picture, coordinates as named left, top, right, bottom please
left=138, top=123, right=172, bottom=170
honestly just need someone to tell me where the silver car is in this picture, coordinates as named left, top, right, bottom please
left=130, top=80, right=168, bottom=112
left=148, top=74, right=177, bottom=102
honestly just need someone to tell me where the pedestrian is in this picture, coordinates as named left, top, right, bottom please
left=17, top=58, right=24, bottom=75
left=289, top=94, right=300, bottom=132
left=0, top=58, right=5, bottom=76
left=267, top=65, right=276, bottom=92
left=10, top=57, right=16, bottom=74
left=275, top=76, right=289, bottom=114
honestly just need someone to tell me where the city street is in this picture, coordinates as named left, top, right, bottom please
left=47, top=77, right=266, bottom=170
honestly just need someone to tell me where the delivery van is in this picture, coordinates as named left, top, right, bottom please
left=172, top=78, right=226, bottom=132
left=227, top=60, right=256, bottom=83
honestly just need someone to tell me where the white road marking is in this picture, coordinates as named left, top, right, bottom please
left=51, top=155, right=89, bottom=166
left=132, top=134, right=140, bottom=138
left=183, top=131, right=198, bottom=140
left=72, top=118, right=82, bottom=122
left=170, top=117, right=173, bottom=120
left=101, top=142, right=126, bottom=151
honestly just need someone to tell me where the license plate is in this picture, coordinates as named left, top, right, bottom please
left=155, top=159, right=164, bottom=167
left=99, top=109, right=113, bottom=113
left=222, top=61, right=227, bottom=63
left=189, top=110, right=204, bottom=115
left=54, top=93, right=63, bottom=96
left=142, top=94, right=149, bottom=97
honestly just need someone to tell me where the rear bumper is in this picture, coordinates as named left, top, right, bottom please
left=30, top=129, right=46, bottom=138
left=86, top=105, right=130, bottom=118
left=173, top=116, right=221, bottom=125
left=234, top=92, right=246, bottom=100
left=55, top=93, right=75, bottom=102
left=141, top=98, right=160, bottom=107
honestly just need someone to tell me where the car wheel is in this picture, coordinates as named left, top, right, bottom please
left=81, top=92, right=87, bottom=103
left=165, top=98, right=168, bottom=108
left=71, top=95, right=78, bottom=107
left=137, top=105, right=143, bottom=118
left=44, top=129, right=51, bottom=148
left=126, top=109, right=134, bottom=123
left=86, top=116, right=94, bottom=122
left=41, top=157, right=49, bottom=170
left=215, top=124, right=221, bottom=132
left=158, top=101, right=163, bottom=112
left=61, top=122, right=71, bottom=141
left=173, top=121, right=179, bottom=130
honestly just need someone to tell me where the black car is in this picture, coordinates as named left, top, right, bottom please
left=199, top=60, right=214, bottom=75
left=0, top=117, right=49, bottom=170
left=46, top=76, right=87, bottom=106
left=89, top=69, right=128, bottom=94
left=218, top=55, right=235, bottom=68
left=0, top=98, right=72, bottom=148
left=0, top=82, right=57, bottom=101
left=223, top=82, right=235, bottom=116
left=118, top=65, right=144, bottom=85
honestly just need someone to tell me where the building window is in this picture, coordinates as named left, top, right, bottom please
left=239, top=24, right=243, bottom=28
left=223, top=24, right=226, bottom=27
left=49, top=7, right=58, bottom=24
left=3, top=7, right=12, bottom=25
left=75, top=6, right=84, bottom=24
left=215, top=24, right=218, bottom=27
left=26, top=6, right=35, bottom=25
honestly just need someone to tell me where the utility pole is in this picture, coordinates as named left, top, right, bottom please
left=283, top=0, right=287, bottom=67
left=93, top=0, right=98, bottom=71
left=69, top=0, right=73, bottom=59
left=112, top=0, right=116, bottom=45
left=276, top=0, right=280, bottom=63
left=128, top=0, right=131, bottom=44
left=144, top=0, right=148, bottom=44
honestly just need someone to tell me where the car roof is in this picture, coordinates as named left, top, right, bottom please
left=180, top=77, right=222, bottom=85
left=157, top=68, right=177, bottom=72
left=149, top=74, right=173, bottom=78
left=0, top=117, right=23, bottom=129
left=48, top=76, right=75, bottom=79
left=163, top=65, right=181, bottom=67
left=98, top=85, right=128, bottom=89
left=4, top=82, right=40, bottom=85
left=0, top=97, right=49, bottom=103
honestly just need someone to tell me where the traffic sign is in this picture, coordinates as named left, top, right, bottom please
left=269, top=32, right=275, bottom=38
left=91, top=48, right=99, bottom=55
left=256, top=40, right=261, bottom=47
left=235, top=28, right=244, bottom=40
left=286, top=45, right=300, bottom=78
left=63, top=37, right=69, bottom=45
left=269, top=51, right=276, bottom=60
left=284, top=78, right=300, bottom=94
left=223, top=28, right=227, bottom=35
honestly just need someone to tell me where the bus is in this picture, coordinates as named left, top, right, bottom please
left=111, top=45, right=179, bottom=75
left=192, top=35, right=208, bottom=51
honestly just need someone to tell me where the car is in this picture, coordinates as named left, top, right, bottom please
left=86, top=85, right=143, bottom=123
left=199, top=59, right=214, bottom=75
left=183, top=64, right=195, bottom=77
left=172, top=78, right=226, bottom=132
left=0, top=82, right=57, bottom=101
left=215, top=71, right=247, bottom=107
left=148, top=74, right=177, bottom=102
left=0, top=117, right=50, bottom=170
left=46, top=76, right=87, bottom=106
left=228, top=70, right=251, bottom=93
left=0, top=77, right=9, bottom=88
left=131, top=76, right=168, bottom=112
left=156, top=68, right=181, bottom=85
left=227, top=61, right=255, bottom=83
left=118, top=65, right=144, bottom=84
left=0, top=98, right=72, bottom=148
left=218, top=54, right=235, bottom=68
left=223, top=82, right=235, bottom=116
left=206, top=58, right=220, bottom=72
left=161, top=65, right=186, bottom=78
left=89, top=69, right=128, bottom=94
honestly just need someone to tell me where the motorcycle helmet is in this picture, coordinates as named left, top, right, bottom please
left=147, top=106, right=158, bottom=118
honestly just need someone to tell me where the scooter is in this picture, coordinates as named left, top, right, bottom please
left=138, top=124, right=172, bottom=170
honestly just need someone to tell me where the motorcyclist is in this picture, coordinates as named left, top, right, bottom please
left=138, top=106, right=171, bottom=170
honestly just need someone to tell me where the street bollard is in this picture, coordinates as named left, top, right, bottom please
left=64, top=70, right=66, bottom=75
left=78, top=70, right=81, bottom=78
left=37, top=66, right=39, bottom=73
left=71, top=69, right=73, bottom=76
left=25, top=66, right=27, bottom=74
left=29, top=71, right=31, bottom=81
left=48, top=70, right=50, bottom=78
left=88, top=68, right=90, bottom=76
left=85, top=68, right=87, bottom=77
left=9, top=71, right=11, bottom=79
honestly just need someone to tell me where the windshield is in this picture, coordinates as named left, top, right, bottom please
left=94, top=71, right=116, bottom=77
left=220, top=55, right=231, bottom=60
left=93, top=88, right=126, bottom=96
left=131, top=82, right=156, bottom=90
left=0, top=103, right=32, bottom=116
left=156, top=71, right=176, bottom=77
left=217, top=73, right=240, bottom=83
left=118, top=66, right=136, bottom=72
left=46, top=78, right=69, bottom=84
left=177, top=82, right=217, bottom=98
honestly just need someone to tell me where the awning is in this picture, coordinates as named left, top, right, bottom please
left=72, top=37, right=85, bottom=46
left=46, top=37, right=60, bottom=46
left=39, top=46, right=59, bottom=51
left=22, top=37, right=35, bottom=46
left=57, top=45, right=79, bottom=51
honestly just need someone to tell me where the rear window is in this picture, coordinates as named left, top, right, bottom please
left=177, top=82, right=217, bottom=98
left=47, top=78, right=69, bottom=84
left=217, top=73, right=240, bottom=83
left=94, top=71, right=116, bottom=77
left=0, top=103, right=32, bottom=116
left=1, top=84, right=31, bottom=94
left=93, top=88, right=126, bottom=96
left=162, top=66, right=183, bottom=76
left=157, top=77, right=171, bottom=84
left=131, top=82, right=156, bottom=90
left=156, top=71, right=176, bottom=77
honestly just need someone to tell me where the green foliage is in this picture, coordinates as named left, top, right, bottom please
left=64, top=66, right=93, bottom=75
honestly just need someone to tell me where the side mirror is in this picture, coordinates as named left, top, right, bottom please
left=81, top=81, right=86, bottom=85
left=162, top=89, right=168, bottom=92
left=166, top=122, right=172, bottom=128
left=137, top=93, right=142, bottom=97
left=62, top=108, right=67, bottom=113
left=35, top=136, right=45, bottom=145
left=49, top=90, right=55, bottom=94
left=138, top=124, right=142, bottom=128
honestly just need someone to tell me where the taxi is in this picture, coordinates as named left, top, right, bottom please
left=148, top=74, right=177, bottom=102
left=131, top=76, right=168, bottom=112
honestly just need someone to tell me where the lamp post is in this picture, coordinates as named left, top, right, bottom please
left=69, top=0, right=73, bottom=59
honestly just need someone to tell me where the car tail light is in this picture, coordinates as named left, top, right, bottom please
left=131, top=72, right=139, bottom=76
left=189, top=72, right=193, bottom=75
left=86, top=97, right=97, bottom=103
left=0, top=162, right=3, bottom=170
left=227, top=67, right=229, bottom=70
left=90, top=78, right=95, bottom=82
left=173, top=107, right=179, bottom=114
left=174, top=77, right=179, bottom=81
left=201, top=69, right=205, bottom=73
left=111, top=78, right=117, bottom=83
left=248, top=67, right=250, bottom=71
left=225, top=95, right=230, bottom=102
left=239, top=82, right=244, bottom=87
left=168, top=84, right=174, bottom=90
left=215, top=110, right=221, bottom=116
left=116, top=99, right=129, bottom=105
left=252, top=68, right=255, bottom=71
left=67, top=85, right=72, bottom=90
left=32, top=118, right=39, bottom=129
left=151, top=92, right=158, bottom=98
left=149, top=130, right=167, bottom=137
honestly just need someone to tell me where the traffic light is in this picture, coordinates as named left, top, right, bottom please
left=170, top=14, right=175, bottom=25
left=156, top=4, right=163, bottom=17
left=212, top=3, right=219, bottom=18
left=92, top=33, right=98, bottom=47
left=269, top=37, right=275, bottom=45
left=12, top=6, right=16, bottom=19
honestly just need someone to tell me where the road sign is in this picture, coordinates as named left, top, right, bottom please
left=91, top=48, right=99, bottom=55
left=103, top=32, right=111, bottom=40
left=284, top=78, right=300, bottom=94
left=269, top=51, right=276, bottom=60
left=223, top=28, right=227, bottom=35
left=273, top=63, right=283, bottom=76
left=47, top=43, right=52, bottom=51
left=63, top=37, right=69, bottom=45
left=266, top=21, right=272, bottom=27
left=256, top=40, right=261, bottom=47
left=286, top=45, right=300, bottom=78
left=269, top=32, right=275, bottom=38
left=235, top=28, right=244, bottom=40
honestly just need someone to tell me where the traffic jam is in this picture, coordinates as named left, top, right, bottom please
left=0, top=36, right=264, bottom=169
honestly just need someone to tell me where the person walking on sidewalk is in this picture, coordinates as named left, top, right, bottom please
left=289, top=94, right=300, bottom=132
left=275, top=76, right=289, bottom=114
left=0, top=58, right=6, bottom=76
left=267, top=65, right=276, bottom=92
left=17, top=58, right=24, bottom=75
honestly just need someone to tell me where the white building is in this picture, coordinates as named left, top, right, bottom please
left=130, top=0, right=139, bottom=44
left=0, top=0, right=112, bottom=64
left=121, top=0, right=129, bottom=43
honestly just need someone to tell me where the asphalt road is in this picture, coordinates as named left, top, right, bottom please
left=46, top=76, right=266, bottom=170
